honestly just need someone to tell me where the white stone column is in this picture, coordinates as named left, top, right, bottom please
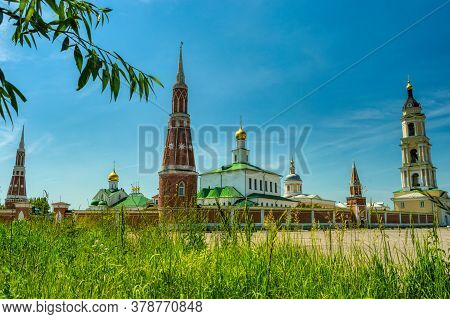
left=260, top=209, right=265, bottom=226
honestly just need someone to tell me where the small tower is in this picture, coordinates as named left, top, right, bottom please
left=399, top=79, right=437, bottom=190
left=232, top=118, right=249, bottom=163
left=346, top=162, right=366, bottom=223
left=284, top=158, right=302, bottom=197
left=158, top=43, right=198, bottom=208
left=5, top=126, right=28, bottom=209
left=108, top=165, right=119, bottom=191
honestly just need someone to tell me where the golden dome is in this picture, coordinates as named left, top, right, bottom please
left=108, top=169, right=119, bottom=182
left=406, top=80, right=413, bottom=91
left=235, top=127, right=247, bottom=140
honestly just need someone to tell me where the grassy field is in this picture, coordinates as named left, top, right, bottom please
left=0, top=215, right=448, bottom=299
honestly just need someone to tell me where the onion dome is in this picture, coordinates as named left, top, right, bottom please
left=108, top=169, right=119, bottom=182
left=403, top=79, right=420, bottom=110
left=235, top=127, right=247, bottom=140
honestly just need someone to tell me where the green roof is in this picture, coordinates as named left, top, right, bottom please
left=197, top=186, right=243, bottom=199
left=90, top=200, right=99, bottom=206
left=201, top=162, right=280, bottom=176
left=247, top=193, right=294, bottom=201
left=234, top=199, right=257, bottom=207
left=197, top=188, right=210, bottom=199
left=112, top=193, right=152, bottom=208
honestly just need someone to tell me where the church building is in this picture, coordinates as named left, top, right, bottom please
left=198, top=123, right=294, bottom=208
left=89, top=167, right=152, bottom=210
left=283, top=159, right=336, bottom=209
left=392, top=80, right=449, bottom=225
left=90, top=167, right=128, bottom=208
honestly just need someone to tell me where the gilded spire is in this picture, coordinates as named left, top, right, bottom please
left=406, top=75, right=413, bottom=91
left=174, top=41, right=186, bottom=87
left=19, top=125, right=25, bottom=150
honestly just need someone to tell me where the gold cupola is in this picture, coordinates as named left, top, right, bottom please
left=235, top=117, right=247, bottom=140
left=108, top=169, right=119, bottom=182
left=235, top=127, right=247, bottom=140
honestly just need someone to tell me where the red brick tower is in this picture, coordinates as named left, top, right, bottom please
left=158, top=43, right=198, bottom=208
left=5, top=126, right=28, bottom=209
left=346, top=162, right=367, bottom=223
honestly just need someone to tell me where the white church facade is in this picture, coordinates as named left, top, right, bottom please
left=197, top=123, right=295, bottom=208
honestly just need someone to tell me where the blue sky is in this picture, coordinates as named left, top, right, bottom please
left=0, top=0, right=449, bottom=208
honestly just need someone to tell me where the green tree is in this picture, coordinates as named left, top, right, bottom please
left=30, top=197, right=50, bottom=215
left=0, top=0, right=162, bottom=123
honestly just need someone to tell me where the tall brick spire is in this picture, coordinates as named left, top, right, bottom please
left=158, top=43, right=198, bottom=208
left=347, top=161, right=366, bottom=224
left=5, top=126, right=28, bottom=208
left=349, top=161, right=362, bottom=197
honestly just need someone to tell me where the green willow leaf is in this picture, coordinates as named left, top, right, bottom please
left=74, top=45, right=83, bottom=72
left=77, top=60, right=92, bottom=90
left=101, top=69, right=110, bottom=92
left=61, top=36, right=70, bottom=51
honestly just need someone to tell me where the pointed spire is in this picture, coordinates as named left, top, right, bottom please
left=350, top=161, right=361, bottom=186
left=174, top=41, right=186, bottom=87
left=290, top=157, right=295, bottom=175
left=19, top=125, right=25, bottom=150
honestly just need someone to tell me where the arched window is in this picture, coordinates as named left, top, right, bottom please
left=410, top=149, right=418, bottom=163
left=178, top=182, right=185, bottom=197
left=408, top=123, right=415, bottom=137
left=411, top=173, right=420, bottom=188
left=287, top=185, right=290, bottom=192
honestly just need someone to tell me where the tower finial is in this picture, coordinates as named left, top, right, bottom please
left=175, top=41, right=185, bottom=86
left=19, top=125, right=25, bottom=149
left=240, top=115, right=243, bottom=129
left=290, top=157, right=295, bottom=175
left=406, top=75, right=413, bottom=91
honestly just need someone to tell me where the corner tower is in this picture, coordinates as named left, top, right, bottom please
left=346, top=162, right=366, bottom=223
left=5, top=126, right=28, bottom=209
left=399, top=80, right=437, bottom=190
left=158, top=43, right=198, bottom=208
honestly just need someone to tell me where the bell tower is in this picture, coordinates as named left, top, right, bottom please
left=399, top=79, right=437, bottom=191
left=158, top=43, right=198, bottom=208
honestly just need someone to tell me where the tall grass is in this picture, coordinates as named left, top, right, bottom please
left=0, top=213, right=448, bottom=299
